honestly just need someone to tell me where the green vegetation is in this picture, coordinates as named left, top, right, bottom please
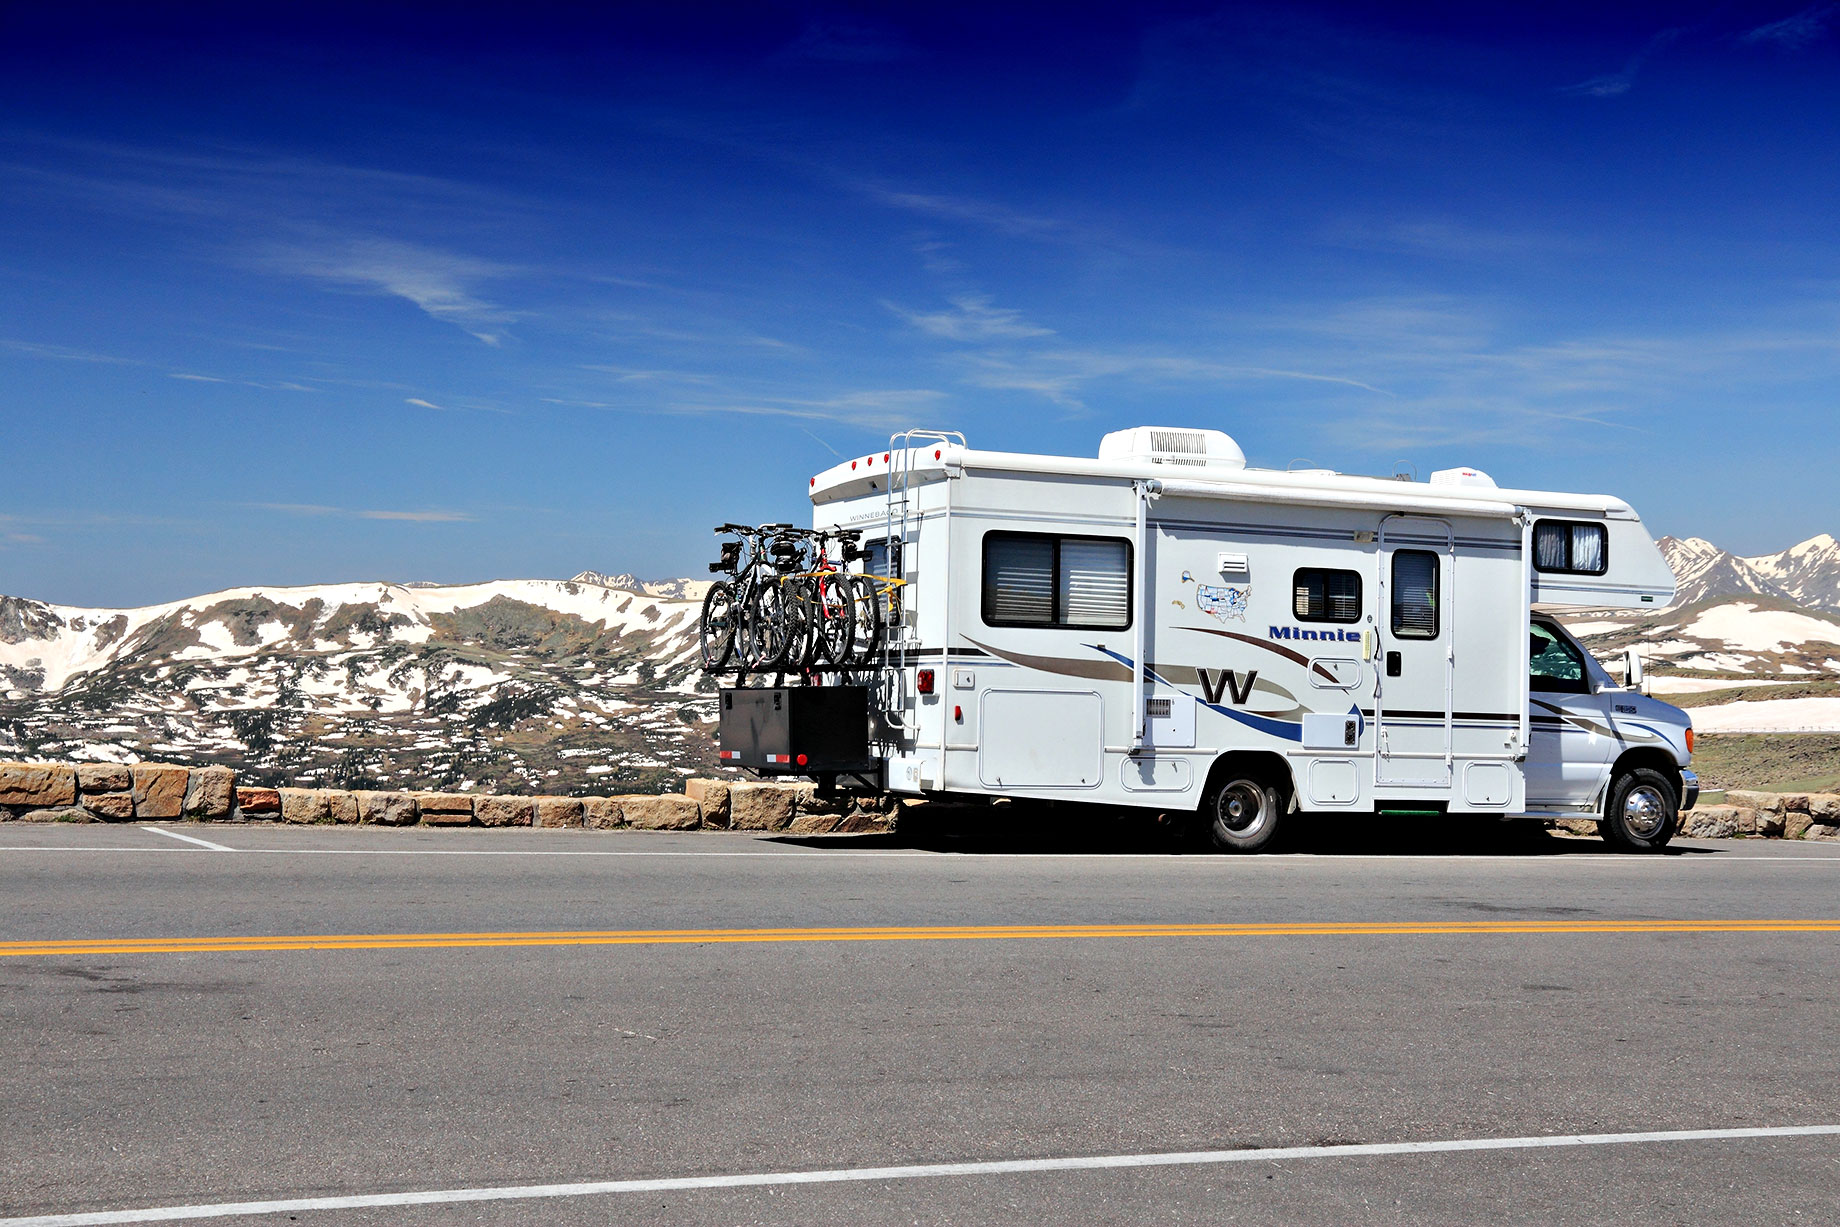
left=1691, top=733, right=1840, bottom=794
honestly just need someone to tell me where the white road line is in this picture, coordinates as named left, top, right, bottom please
left=139, top=828, right=234, bottom=853
left=3, top=1123, right=1836, bottom=1226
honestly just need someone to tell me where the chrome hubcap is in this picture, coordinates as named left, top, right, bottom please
left=1623, top=785, right=1669, bottom=838
left=1218, top=781, right=1267, bottom=836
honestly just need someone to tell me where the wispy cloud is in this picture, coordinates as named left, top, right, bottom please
left=252, top=503, right=474, bottom=523
left=1742, top=3, right=1838, bottom=48
left=169, top=372, right=227, bottom=383
left=404, top=397, right=442, bottom=409
left=553, top=386, right=948, bottom=431
left=0, top=338, right=140, bottom=365
left=1561, top=25, right=1687, bottom=97
left=254, top=237, right=519, bottom=345
left=889, top=294, right=1054, bottom=341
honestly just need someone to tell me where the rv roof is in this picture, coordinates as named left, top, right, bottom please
left=810, top=440, right=1634, bottom=518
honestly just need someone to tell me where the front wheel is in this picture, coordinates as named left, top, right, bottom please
left=1601, top=767, right=1678, bottom=852
left=1202, top=770, right=1287, bottom=853
left=699, top=581, right=736, bottom=671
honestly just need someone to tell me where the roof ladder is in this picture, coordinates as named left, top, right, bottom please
left=880, top=429, right=965, bottom=734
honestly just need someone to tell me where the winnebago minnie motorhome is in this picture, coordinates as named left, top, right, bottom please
left=715, top=427, right=1698, bottom=852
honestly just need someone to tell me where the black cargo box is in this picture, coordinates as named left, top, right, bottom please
left=717, top=686, right=872, bottom=774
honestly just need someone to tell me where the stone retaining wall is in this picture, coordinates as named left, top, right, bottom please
left=0, top=761, right=890, bottom=834
left=1681, top=791, right=1840, bottom=841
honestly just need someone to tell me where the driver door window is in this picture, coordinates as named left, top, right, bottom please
left=1530, top=622, right=1590, bottom=694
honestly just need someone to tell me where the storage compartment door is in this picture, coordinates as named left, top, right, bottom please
left=978, top=690, right=1103, bottom=789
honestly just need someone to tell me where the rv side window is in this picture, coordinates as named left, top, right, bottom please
left=1293, top=568, right=1362, bottom=623
left=982, top=532, right=1130, bottom=630
left=1533, top=520, right=1608, bottom=575
left=1391, top=551, right=1439, bottom=639
left=862, top=538, right=901, bottom=579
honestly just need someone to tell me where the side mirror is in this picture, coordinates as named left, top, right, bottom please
left=1624, top=647, right=1645, bottom=694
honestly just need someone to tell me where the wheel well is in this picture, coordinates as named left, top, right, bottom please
left=1202, top=752, right=1297, bottom=811
left=1607, top=748, right=1683, bottom=804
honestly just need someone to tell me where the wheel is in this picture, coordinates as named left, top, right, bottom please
left=808, top=573, right=855, bottom=668
left=744, top=580, right=802, bottom=671
left=1601, top=767, right=1678, bottom=852
left=699, top=581, right=736, bottom=671
left=848, top=573, right=884, bottom=666
left=1202, top=768, right=1286, bottom=853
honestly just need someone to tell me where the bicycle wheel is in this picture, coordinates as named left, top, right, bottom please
left=808, top=572, right=855, bottom=668
left=744, top=579, right=798, bottom=671
left=699, top=581, right=737, bottom=671
left=847, top=573, right=883, bottom=666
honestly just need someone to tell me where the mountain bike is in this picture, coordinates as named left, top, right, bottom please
left=701, top=523, right=793, bottom=675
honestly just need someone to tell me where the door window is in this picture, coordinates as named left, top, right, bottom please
left=1529, top=622, right=1590, bottom=694
left=1390, top=551, right=1439, bottom=639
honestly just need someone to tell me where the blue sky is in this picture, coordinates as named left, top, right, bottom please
left=2, top=2, right=1837, bottom=606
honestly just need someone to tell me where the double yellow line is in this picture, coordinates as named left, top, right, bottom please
left=3, top=918, right=1838, bottom=958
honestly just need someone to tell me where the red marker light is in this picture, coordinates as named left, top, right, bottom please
left=796, top=753, right=808, bottom=766
left=883, top=452, right=890, bottom=462
left=851, top=460, right=857, bottom=470
left=917, top=668, right=935, bottom=694
left=953, top=705, right=962, bottom=721
left=934, top=449, right=941, bottom=459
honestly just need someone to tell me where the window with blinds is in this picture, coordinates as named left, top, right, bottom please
left=982, top=532, right=1130, bottom=629
left=1293, top=568, right=1362, bottom=623
left=1391, top=550, right=1440, bottom=639
left=1533, top=520, right=1608, bottom=576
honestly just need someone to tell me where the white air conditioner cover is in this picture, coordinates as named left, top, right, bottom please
left=1098, top=426, right=1246, bottom=470
left=1429, top=466, right=1498, bottom=488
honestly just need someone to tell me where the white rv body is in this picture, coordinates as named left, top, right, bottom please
left=809, top=429, right=1693, bottom=824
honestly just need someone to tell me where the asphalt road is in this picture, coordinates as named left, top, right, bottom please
left=2, top=820, right=1838, bottom=1225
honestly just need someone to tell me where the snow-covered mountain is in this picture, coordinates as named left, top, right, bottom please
left=1744, top=534, right=1840, bottom=611
left=1657, top=534, right=1840, bottom=613
left=0, top=575, right=715, bottom=794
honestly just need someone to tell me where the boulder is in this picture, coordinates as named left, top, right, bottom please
left=356, top=791, right=417, bottom=826
left=581, top=797, right=624, bottom=829
left=475, top=795, right=535, bottom=828
left=1734, top=808, right=1758, bottom=836
left=0, top=762, right=77, bottom=808
left=793, top=783, right=852, bottom=818
left=1724, top=790, right=1785, bottom=815
left=1785, top=811, right=1814, bottom=841
left=131, top=765, right=189, bottom=819
left=1807, top=822, right=1840, bottom=842
left=616, top=794, right=701, bottom=830
left=1807, top=794, right=1840, bottom=821
left=1551, top=818, right=1598, bottom=836
left=237, top=786, right=281, bottom=814
left=534, top=797, right=585, bottom=829
left=1777, top=793, right=1811, bottom=814
left=683, top=779, right=731, bottom=827
left=76, top=763, right=132, bottom=794
left=1754, top=808, right=1785, bottom=838
left=787, top=812, right=843, bottom=834
left=83, top=792, right=135, bottom=821
left=326, top=791, right=360, bottom=824
left=279, top=787, right=332, bottom=824
left=183, top=766, right=235, bottom=819
left=1681, top=807, right=1738, bottom=839
left=729, top=783, right=797, bottom=831
left=414, top=792, right=474, bottom=826
left=837, top=809, right=892, bottom=834
left=18, top=806, right=91, bottom=823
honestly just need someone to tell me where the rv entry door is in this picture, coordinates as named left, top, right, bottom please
left=1375, top=517, right=1455, bottom=790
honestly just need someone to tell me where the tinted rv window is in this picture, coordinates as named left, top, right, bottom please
left=1391, top=551, right=1439, bottom=639
left=1293, top=568, right=1362, bottom=623
left=1529, top=622, right=1590, bottom=694
left=1533, top=520, right=1609, bottom=575
left=982, top=532, right=1131, bottom=630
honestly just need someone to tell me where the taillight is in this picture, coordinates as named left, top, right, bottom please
left=916, top=668, right=935, bottom=694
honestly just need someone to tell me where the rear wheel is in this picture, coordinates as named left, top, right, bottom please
left=1601, top=767, right=1678, bottom=852
left=743, top=582, right=794, bottom=671
left=1202, top=768, right=1287, bottom=853
left=699, top=582, right=736, bottom=671
left=848, top=574, right=884, bottom=666
left=808, top=573, right=855, bottom=668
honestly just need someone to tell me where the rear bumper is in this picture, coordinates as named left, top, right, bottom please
left=1679, top=768, right=1700, bottom=812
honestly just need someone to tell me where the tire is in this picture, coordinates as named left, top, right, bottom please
left=848, top=573, right=884, bottom=666
left=1601, top=767, right=1678, bottom=852
left=1202, top=768, right=1287, bottom=853
left=742, top=581, right=790, bottom=671
left=808, top=573, right=855, bottom=668
left=699, top=581, right=736, bottom=671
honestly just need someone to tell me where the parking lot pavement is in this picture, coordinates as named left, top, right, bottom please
left=2, top=823, right=1837, bottom=1224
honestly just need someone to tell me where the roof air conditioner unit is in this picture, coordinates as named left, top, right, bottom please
left=1098, top=426, right=1246, bottom=470
left=1429, top=467, right=1497, bottom=489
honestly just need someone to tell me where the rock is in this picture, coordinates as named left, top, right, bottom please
left=326, top=791, right=360, bottom=824
left=616, top=794, right=701, bottom=830
left=279, top=787, right=331, bottom=824
left=1553, top=818, right=1598, bottom=836
left=414, top=792, right=474, bottom=825
left=475, top=795, right=535, bottom=827
left=1734, top=807, right=1758, bottom=836
left=1807, top=794, right=1840, bottom=821
left=1777, top=793, right=1811, bottom=814
left=729, top=783, right=797, bottom=831
left=581, top=797, right=624, bottom=829
left=183, top=766, right=235, bottom=819
left=1807, top=822, right=1840, bottom=842
left=683, top=779, right=731, bottom=827
left=356, top=791, right=417, bottom=826
left=83, top=792, right=135, bottom=821
left=1682, top=807, right=1738, bottom=839
left=534, top=797, right=585, bottom=829
left=0, top=762, right=77, bottom=808
left=237, top=787, right=281, bottom=814
left=1785, top=811, right=1814, bottom=840
left=794, top=783, right=851, bottom=818
left=131, top=764, right=189, bottom=819
left=1724, top=790, right=1785, bottom=815
left=18, top=806, right=91, bottom=823
left=1754, top=808, right=1785, bottom=838
left=76, top=763, right=132, bottom=793
left=787, top=812, right=842, bottom=834
left=837, top=810, right=892, bottom=834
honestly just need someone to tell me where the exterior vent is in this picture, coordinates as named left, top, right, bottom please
left=1429, top=467, right=1498, bottom=489
left=1098, top=426, right=1247, bottom=470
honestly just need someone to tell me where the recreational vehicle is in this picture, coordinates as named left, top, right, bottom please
left=715, top=427, right=1697, bottom=852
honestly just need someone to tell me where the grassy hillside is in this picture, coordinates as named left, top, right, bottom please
left=1691, top=733, right=1840, bottom=797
